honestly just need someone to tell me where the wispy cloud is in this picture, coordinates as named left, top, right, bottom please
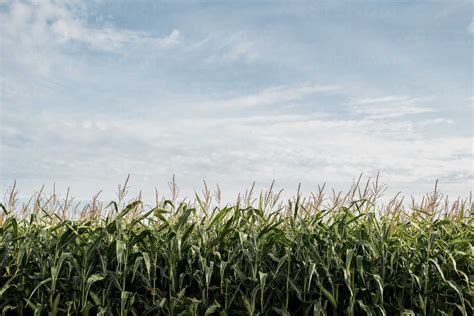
left=468, top=96, right=474, bottom=108
left=1, top=0, right=472, bottom=201
left=203, top=32, right=259, bottom=63
left=468, top=21, right=474, bottom=34
left=2, top=106, right=471, bottom=200
left=348, top=96, right=433, bottom=119
left=1, top=0, right=180, bottom=53
left=211, top=84, right=340, bottom=109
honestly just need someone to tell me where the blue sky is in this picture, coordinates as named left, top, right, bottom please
left=0, top=0, right=473, bottom=201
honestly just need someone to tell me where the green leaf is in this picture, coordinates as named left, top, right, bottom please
left=205, top=300, right=222, bottom=315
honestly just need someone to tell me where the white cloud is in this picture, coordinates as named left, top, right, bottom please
left=1, top=0, right=180, bottom=53
left=468, top=21, right=474, bottom=34
left=204, top=32, right=259, bottom=63
left=2, top=96, right=471, bottom=200
left=1, top=1, right=471, bottom=204
left=220, top=37, right=258, bottom=62
left=52, top=21, right=180, bottom=51
left=210, top=84, right=340, bottom=109
left=348, top=95, right=433, bottom=119
left=468, top=96, right=474, bottom=108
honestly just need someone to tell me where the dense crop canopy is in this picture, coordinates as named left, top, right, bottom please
left=0, top=179, right=473, bottom=315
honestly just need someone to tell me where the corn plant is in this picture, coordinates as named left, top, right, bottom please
left=0, top=179, right=472, bottom=315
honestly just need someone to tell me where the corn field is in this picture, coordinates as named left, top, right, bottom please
left=0, top=178, right=473, bottom=315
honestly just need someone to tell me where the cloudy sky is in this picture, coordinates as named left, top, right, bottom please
left=0, top=0, right=473, bottom=202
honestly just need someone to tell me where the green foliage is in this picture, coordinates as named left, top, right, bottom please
left=0, top=181, right=473, bottom=315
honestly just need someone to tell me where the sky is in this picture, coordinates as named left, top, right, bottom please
left=0, top=0, right=473, bottom=203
